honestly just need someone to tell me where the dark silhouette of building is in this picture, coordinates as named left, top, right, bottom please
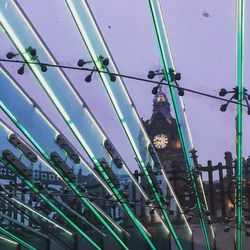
left=142, top=88, right=188, bottom=204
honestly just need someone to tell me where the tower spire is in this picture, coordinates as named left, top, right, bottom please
left=151, top=87, right=172, bottom=121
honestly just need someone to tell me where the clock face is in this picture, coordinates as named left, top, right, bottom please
left=153, top=134, right=168, bottom=149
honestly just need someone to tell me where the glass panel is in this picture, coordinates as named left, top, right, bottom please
left=0, top=2, right=172, bottom=249
left=65, top=1, right=192, bottom=249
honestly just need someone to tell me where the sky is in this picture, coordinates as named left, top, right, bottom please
left=0, top=0, right=249, bottom=176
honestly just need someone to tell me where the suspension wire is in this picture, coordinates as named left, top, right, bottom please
left=0, top=58, right=248, bottom=108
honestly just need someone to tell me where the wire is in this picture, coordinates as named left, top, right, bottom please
left=0, top=58, right=248, bottom=108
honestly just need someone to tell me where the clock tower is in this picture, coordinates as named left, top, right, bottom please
left=143, top=87, right=185, bottom=173
left=139, top=87, right=190, bottom=211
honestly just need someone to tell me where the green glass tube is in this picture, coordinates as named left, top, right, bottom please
left=65, top=1, right=192, bottom=249
left=147, top=1, right=215, bottom=249
left=236, top=0, right=244, bottom=249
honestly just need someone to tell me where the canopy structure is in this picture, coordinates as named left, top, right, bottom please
left=0, top=0, right=248, bottom=250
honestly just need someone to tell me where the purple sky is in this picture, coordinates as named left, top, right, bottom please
left=0, top=0, right=249, bottom=174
